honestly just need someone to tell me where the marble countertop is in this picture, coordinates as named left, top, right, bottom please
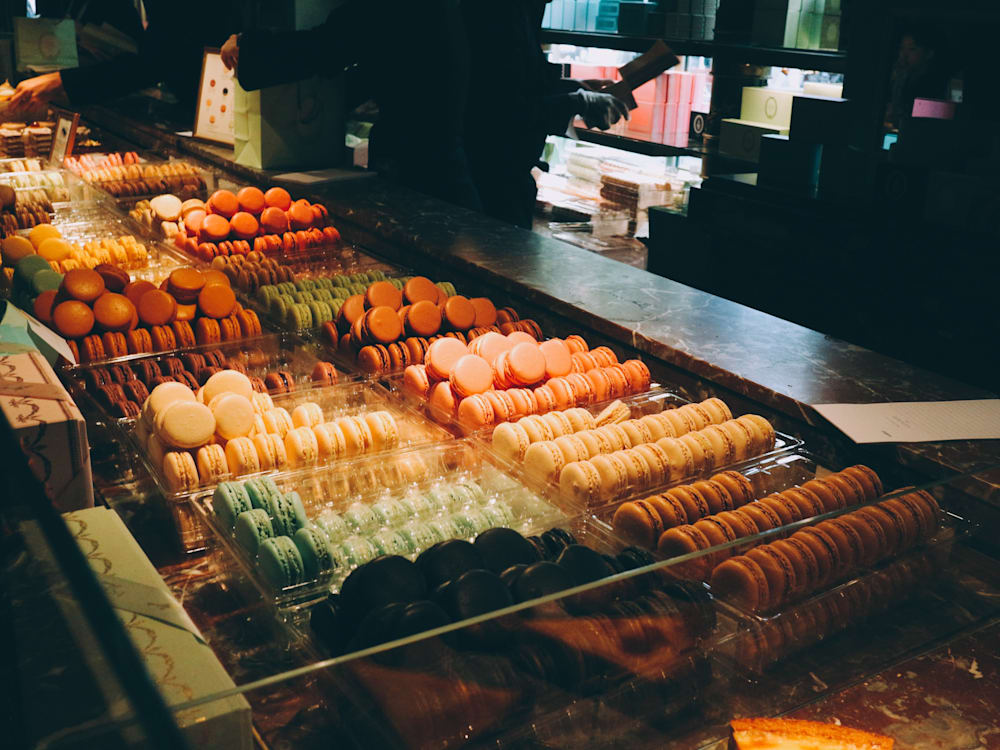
left=83, top=106, right=1000, bottom=503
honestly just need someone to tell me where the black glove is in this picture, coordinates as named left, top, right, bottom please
left=573, top=89, right=630, bottom=130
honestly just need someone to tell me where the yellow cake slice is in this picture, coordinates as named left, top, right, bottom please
left=730, top=718, right=894, bottom=750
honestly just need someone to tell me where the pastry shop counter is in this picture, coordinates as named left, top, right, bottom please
left=79, top=104, right=999, bottom=508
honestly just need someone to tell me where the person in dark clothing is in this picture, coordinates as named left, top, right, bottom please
left=222, top=1, right=480, bottom=212
left=462, top=0, right=629, bottom=228
left=7, top=1, right=238, bottom=117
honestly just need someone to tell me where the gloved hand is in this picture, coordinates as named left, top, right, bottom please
left=573, top=89, right=630, bottom=130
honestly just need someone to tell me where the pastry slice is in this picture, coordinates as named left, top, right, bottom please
left=730, top=718, right=893, bottom=750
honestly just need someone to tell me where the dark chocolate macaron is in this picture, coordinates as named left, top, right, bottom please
left=416, top=539, right=485, bottom=590
left=473, top=527, right=541, bottom=574
left=338, top=555, right=427, bottom=626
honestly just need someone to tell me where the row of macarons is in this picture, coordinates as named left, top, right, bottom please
left=311, top=527, right=715, bottom=657
left=211, top=476, right=523, bottom=589
left=711, top=488, right=942, bottom=613
left=491, top=397, right=731, bottom=463
left=558, top=413, right=777, bottom=505
left=615, top=464, right=884, bottom=554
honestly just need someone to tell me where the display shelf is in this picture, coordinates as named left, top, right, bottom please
left=541, top=29, right=847, bottom=72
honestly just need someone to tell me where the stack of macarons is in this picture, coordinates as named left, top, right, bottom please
left=733, top=550, right=936, bottom=671
left=325, top=276, right=529, bottom=372
left=64, top=152, right=205, bottom=199
left=711, top=488, right=941, bottom=613
left=138, top=370, right=329, bottom=491
left=75, top=348, right=340, bottom=417
left=34, top=264, right=261, bottom=363
left=521, top=397, right=735, bottom=484
left=166, top=187, right=339, bottom=262
left=403, top=333, right=653, bottom=429
left=212, top=477, right=324, bottom=589
left=619, top=464, right=882, bottom=555
left=310, top=527, right=714, bottom=662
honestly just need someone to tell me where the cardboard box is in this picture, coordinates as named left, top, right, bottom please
left=0, top=332, right=93, bottom=512
left=59, top=507, right=253, bottom=750
left=741, top=86, right=798, bottom=128
left=720, top=118, right=789, bottom=162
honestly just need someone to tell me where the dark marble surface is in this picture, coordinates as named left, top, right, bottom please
left=82, top=106, right=1000, bottom=504
left=789, top=619, right=1000, bottom=749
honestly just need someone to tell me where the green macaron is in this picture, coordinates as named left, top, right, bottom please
left=212, top=481, right=252, bottom=529
left=234, top=509, right=274, bottom=556
left=315, top=508, right=350, bottom=543
left=258, top=536, right=305, bottom=588
left=370, top=529, right=412, bottom=556
left=293, top=525, right=337, bottom=579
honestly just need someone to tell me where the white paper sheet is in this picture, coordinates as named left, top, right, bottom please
left=812, top=400, right=1000, bottom=443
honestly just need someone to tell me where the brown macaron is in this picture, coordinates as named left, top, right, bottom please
left=405, top=299, right=443, bottom=338
left=758, top=494, right=801, bottom=526
left=790, top=529, right=834, bottom=588
left=711, top=470, right=755, bottom=506
left=738, top=501, right=783, bottom=536
left=364, top=280, right=403, bottom=311
left=645, top=493, right=688, bottom=530
left=665, top=486, right=710, bottom=525
left=774, top=537, right=820, bottom=596
left=656, top=523, right=712, bottom=578
left=691, top=479, right=734, bottom=514
left=842, top=465, right=883, bottom=500
left=711, top=556, right=770, bottom=613
left=746, top=544, right=798, bottom=609
left=801, top=478, right=847, bottom=512
left=780, top=487, right=825, bottom=520
left=817, top=518, right=864, bottom=573
left=612, top=500, right=665, bottom=549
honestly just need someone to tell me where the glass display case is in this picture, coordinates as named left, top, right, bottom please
left=4, top=130, right=999, bottom=750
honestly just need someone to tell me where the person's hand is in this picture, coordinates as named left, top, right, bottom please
left=582, top=78, right=616, bottom=92
left=574, top=89, right=630, bottom=130
left=221, top=33, right=240, bottom=70
left=7, top=73, right=64, bottom=114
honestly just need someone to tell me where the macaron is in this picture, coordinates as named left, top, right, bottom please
left=258, top=536, right=305, bottom=589
left=212, top=481, right=253, bottom=529
left=196, top=443, right=229, bottom=484
left=234, top=508, right=275, bottom=555
left=162, top=450, right=198, bottom=492
left=612, top=500, right=665, bottom=548
left=711, top=556, right=770, bottom=612
left=156, top=400, right=215, bottom=449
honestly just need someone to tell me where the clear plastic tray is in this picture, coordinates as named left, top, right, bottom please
left=711, top=498, right=970, bottom=674
left=386, top=366, right=678, bottom=438
left=62, top=332, right=354, bottom=425
left=193, top=438, right=575, bottom=611
left=120, top=379, right=452, bottom=504
left=455, top=387, right=801, bottom=497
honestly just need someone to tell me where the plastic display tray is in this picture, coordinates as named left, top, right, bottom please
left=62, top=332, right=354, bottom=425
left=194, top=438, right=574, bottom=610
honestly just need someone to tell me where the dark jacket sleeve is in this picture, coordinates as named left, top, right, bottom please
left=462, top=0, right=579, bottom=139
left=236, top=3, right=369, bottom=92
